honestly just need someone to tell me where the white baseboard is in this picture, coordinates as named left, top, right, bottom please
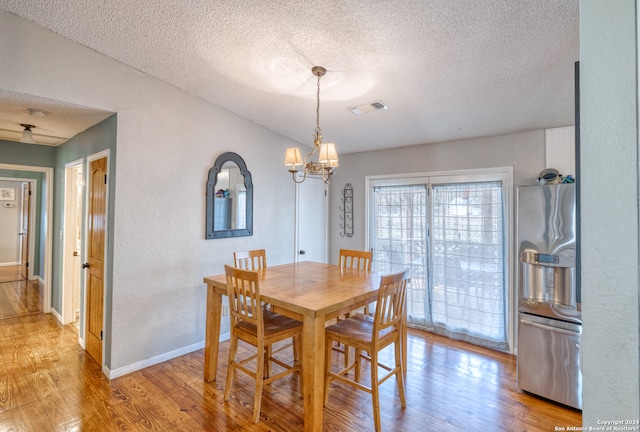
left=50, top=308, right=63, bottom=324
left=105, top=332, right=230, bottom=380
left=0, top=262, right=20, bottom=267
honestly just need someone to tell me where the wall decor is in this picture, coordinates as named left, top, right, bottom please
left=206, top=152, right=253, bottom=239
left=0, top=187, right=15, bottom=201
left=339, top=183, right=353, bottom=237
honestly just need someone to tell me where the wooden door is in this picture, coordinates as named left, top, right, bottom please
left=20, top=182, right=31, bottom=280
left=85, top=157, right=107, bottom=364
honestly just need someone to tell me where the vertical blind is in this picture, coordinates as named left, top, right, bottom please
left=372, top=180, right=508, bottom=351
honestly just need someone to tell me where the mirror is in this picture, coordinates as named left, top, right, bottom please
left=206, top=152, right=253, bottom=239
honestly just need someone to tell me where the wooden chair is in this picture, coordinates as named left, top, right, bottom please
left=339, top=249, right=373, bottom=312
left=335, top=249, right=374, bottom=365
left=233, top=249, right=267, bottom=270
left=323, top=268, right=410, bottom=432
left=223, top=265, right=302, bottom=424
left=339, top=248, right=373, bottom=272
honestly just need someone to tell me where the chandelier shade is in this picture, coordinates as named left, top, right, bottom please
left=20, top=124, right=35, bottom=144
left=284, top=147, right=303, bottom=169
left=284, top=66, right=338, bottom=184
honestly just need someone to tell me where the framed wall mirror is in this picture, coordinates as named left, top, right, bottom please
left=206, top=152, right=253, bottom=239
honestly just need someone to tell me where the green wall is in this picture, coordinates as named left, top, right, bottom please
left=0, top=114, right=117, bottom=317
left=52, top=114, right=117, bottom=314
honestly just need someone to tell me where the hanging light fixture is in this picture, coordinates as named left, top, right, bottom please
left=284, top=66, right=339, bottom=184
left=20, top=124, right=36, bottom=144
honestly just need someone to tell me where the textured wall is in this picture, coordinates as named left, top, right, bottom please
left=328, top=129, right=547, bottom=263
left=581, top=0, right=640, bottom=424
left=0, top=10, right=303, bottom=374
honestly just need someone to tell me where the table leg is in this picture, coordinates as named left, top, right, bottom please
left=204, top=285, right=222, bottom=382
left=302, top=314, right=325, bottom=432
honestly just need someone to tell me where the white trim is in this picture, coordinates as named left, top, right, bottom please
left=84, top=149, right=110, bottom=369
left=0, top=262, right=20, bottom=267
left=50, top=307, right=62, bottom=323
left=61, top=159, right=84, bottom=325
left=0, top=163, right=53, bottom=314
left=105, top=333, right=231, bottom=379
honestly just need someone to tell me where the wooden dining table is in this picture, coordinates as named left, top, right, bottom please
left=203, top=261, right=405, bottom=432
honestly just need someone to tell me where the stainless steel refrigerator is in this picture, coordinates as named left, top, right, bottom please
left=516, top=183, right=581, bottom=410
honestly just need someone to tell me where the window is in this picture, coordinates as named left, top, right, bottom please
left=367, top=169, right=512, bottom=351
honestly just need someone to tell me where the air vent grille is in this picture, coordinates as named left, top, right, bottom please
left=348, top=100, right=389, bottom=116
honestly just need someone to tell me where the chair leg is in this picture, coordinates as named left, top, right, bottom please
left=370, top=349, right=381, bottom=432
left=224, top=335, right=238, bottom=402
left=253, top=344, right=265, bottom=424
left=264, top=345, right=272, bottom=379
left=395, top=341, right=406, bottom=408
left=323, top=336, right=333, bottom=406
left=344, top=343, right=350, bottom=367
left=354, top=348, right=362, bottom=382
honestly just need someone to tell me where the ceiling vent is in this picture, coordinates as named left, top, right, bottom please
left=347, top=100, right=389, bottom=116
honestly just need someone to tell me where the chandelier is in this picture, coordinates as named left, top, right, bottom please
left=284, top=66, right=339, bottom=184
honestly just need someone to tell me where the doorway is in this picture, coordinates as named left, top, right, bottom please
left=62, top=161, right=84, bottom=326
left=295, top=175, right=328, bottom=263
left=0, top=166, right=51, bottom=314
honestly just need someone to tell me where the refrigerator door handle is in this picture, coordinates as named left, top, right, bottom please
left=519, top=318, right=580, bottom=337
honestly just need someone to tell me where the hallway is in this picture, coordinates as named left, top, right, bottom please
left=0, top=265, right=42, bottom=319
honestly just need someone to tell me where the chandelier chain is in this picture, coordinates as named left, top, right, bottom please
left=284, top=65, right=337, bottom=184
left=315, top=73, right=321, bottom=135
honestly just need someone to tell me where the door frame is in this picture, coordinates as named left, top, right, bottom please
left=19, top=181, right=33, bottom=280
left=0, top=164, right=53, bottom=313
left=82, top=150, right=110, bottom=367
left=62, top=159, right=84, bottom=325
left=0, top=177, right=35, bottom=272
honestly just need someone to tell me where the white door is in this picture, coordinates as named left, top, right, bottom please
left=295, top=176, right=328, bottom=263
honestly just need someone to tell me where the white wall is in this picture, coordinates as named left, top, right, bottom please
left=328, top=129, right=548, bottom=263
left=0, top=10, right=304, bottom=374
left=580, top=0, right=640, bottom=425
left=326, top=129, right=550, bottom=355
left=0, top=180, right=21, bottom=264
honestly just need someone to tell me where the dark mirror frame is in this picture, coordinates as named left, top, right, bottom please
left=206, top=152, right=253, bottom=239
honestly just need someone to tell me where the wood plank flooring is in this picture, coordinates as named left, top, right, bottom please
left=0, top=265, right=23, bottom=283
left=0, top=265, right=42, bottom=319
left=0, top=305, right=581, bottom=431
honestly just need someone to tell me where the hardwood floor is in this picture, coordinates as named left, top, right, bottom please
left=0, top=265, right=42, bottom=319
left=0, top=299, right=581, bottom=431
left=0, top=265, right=24, bottom=283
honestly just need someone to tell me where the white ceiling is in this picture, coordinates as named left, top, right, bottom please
left=0, top=0, right=579, bottom=153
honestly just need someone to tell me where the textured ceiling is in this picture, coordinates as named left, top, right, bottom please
left=0, top=0, right=579, bottom=152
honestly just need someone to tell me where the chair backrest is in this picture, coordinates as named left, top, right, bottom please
left=234, top=249, right=267, bottom=270
left=224, top=264, right=263, bottom=330
left=339, top=249, right=372, bottom=271
left=373, top=268, right=410, bottom=334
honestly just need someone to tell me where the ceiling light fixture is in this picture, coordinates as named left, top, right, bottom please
left=284, top=66, right=339, bottom=184
left=28, top=108, right=48, bottom=117
left=20, top=124, right=36, bottom=144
